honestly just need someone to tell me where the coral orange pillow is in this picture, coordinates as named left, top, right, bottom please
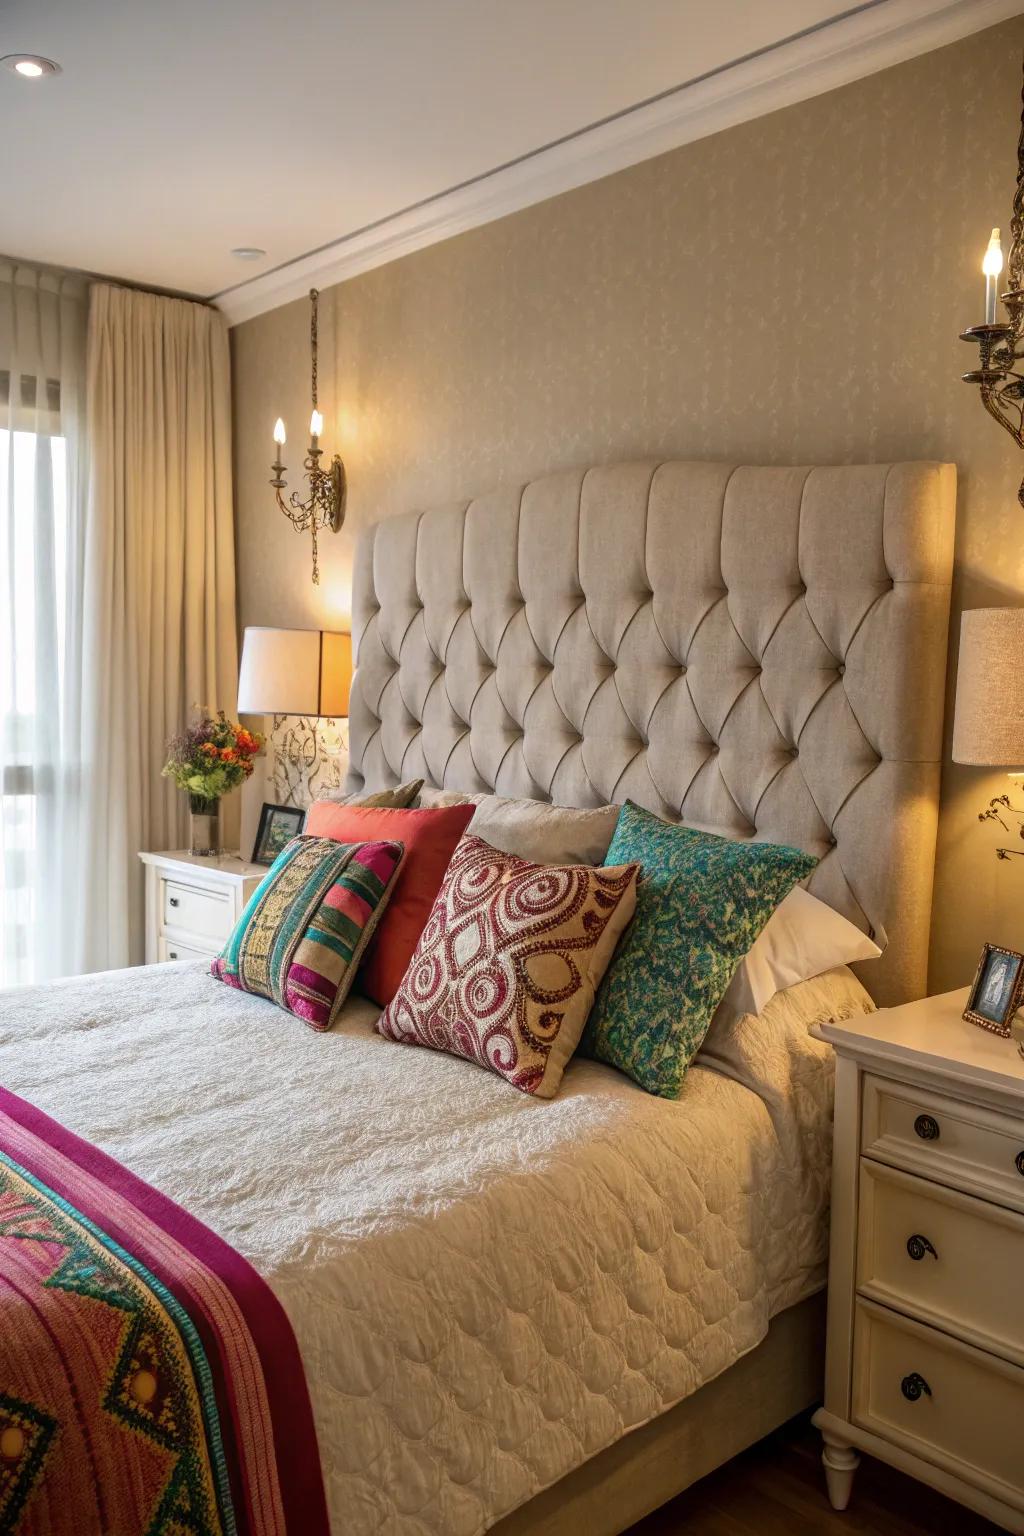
left=304, top=801, right=474, bottom=1005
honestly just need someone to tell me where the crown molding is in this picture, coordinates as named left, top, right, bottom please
left=215, top=0, right=1023, bottom=327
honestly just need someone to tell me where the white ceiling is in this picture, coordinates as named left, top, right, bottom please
left=1, top=0, right=882, bottom=298
left=1, top=0, right=1019, bottom=307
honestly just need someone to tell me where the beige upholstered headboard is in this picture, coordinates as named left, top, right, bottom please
left=347, top=461, right=956, bottom=1004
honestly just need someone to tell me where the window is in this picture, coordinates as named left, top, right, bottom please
left=0, top=425, right=68, bottom=986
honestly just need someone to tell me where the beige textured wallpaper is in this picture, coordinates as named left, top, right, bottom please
left=232, top=16, right=1024, bottom=994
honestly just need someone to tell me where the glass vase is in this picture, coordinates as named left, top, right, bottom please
left=188, top=795, right=221, bottom=857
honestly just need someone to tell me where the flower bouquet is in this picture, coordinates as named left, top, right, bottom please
left=163, top=710, right=264, bottom=855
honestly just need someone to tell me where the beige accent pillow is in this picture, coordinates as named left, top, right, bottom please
left=468, top=795, right=619, bottom=865
left=415, top=789, right=619, bottom=865
left=415, top=786, right=484, bottom=809
left=317, top=779, right=423, bottom=808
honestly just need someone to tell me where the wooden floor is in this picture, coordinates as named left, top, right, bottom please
left=626, top=1413, right=1002, bottom=1535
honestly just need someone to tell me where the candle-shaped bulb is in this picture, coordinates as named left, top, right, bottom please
left=983, top=228, right=1003, bottom=325
left=309, top=409, right=324, bottom=440
left=273, top=417, right=286, bottom=446
left=982, top=228, right=1004, bottom=278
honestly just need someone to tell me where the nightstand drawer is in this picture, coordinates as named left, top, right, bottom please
left=158, top=936, right=216, bottom=963
left=162, top=879, right=233, bottom=942
left=862, top=1074, right=1024, bottom=1215
left=852, top=1299, right=1024, bottom=1507
left=858, top=1160, right=1024, bottom=1365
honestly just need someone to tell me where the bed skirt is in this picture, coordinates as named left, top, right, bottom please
left=0, top=1088, right=327, bottom=1536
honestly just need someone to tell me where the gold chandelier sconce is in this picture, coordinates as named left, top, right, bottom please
left=960, top=53, right=1024, bottom=510
left=270, top=287, right=346, bottom=584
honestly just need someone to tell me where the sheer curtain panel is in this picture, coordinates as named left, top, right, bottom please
left=0, top=263, right=87, bottom=986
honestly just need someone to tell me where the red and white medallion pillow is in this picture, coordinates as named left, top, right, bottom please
left=377, top=832, right=639, bottom=1098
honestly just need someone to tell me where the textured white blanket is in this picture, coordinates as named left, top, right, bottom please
left=0, top=962, right=872, bottom=1534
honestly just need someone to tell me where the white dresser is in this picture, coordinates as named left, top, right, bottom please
left=139, top=850, right=265, bottom=964
left=813, top=990, right=1024, bottom=1532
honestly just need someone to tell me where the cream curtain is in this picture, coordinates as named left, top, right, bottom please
left=0, top=262, right=87, bottom=985
left=71, top=284, right=238, bottom=972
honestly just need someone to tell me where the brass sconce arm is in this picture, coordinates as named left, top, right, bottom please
left=961, top=312, right=1024, bottom=508
left=960, top=59, right=1024, bottom=508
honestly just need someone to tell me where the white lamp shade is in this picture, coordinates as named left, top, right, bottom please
left=952, top=608, right=1024, bottom=767
left=237, top=627, right=352, bottom=718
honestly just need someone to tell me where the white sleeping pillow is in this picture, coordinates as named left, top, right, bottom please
left=722, top=886, right=882, bottom=1018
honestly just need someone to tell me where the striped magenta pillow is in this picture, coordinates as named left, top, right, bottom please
left=211, top=834, right=404, bottom=1029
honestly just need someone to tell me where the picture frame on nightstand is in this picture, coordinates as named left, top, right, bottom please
left=963, top=942, right=1024, bottom=1038
left=252, top=801, right=305, bottom=866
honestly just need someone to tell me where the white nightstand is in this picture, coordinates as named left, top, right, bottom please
left=139, top=850, right=266, bottom=964
left=812, top=990, right=1024, bottom=1532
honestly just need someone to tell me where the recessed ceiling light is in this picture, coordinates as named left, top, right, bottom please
left=231, top=247, right=267, bottom=261
left=3, top=55, right=61, bottom=79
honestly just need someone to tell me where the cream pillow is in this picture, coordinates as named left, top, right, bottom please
left=698, top=967, right=876, bottom=1130
left=722, top=886, right=882, bottom=1019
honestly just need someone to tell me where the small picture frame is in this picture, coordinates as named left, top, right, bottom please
left=963, top=943, right=1024, bottom=1037
left=251, top=802, right=305, bottom=866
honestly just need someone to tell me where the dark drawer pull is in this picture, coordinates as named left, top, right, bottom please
left=906, top=1234, right=937, bottom=1262
left=914, top=1114, right=940, bottom=1141
left=168, top=951, right=179, bottom=960
left=901, top=1372, right=932, bottom=1402
left=169, top=895, right=180, bottom=907
left=1016, top=1150, right=1024, bottom=1178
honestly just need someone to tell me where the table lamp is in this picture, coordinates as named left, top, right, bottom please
left=237, top=627, right=352, bottom=804
left=952, top=607, right=1024, bottom=858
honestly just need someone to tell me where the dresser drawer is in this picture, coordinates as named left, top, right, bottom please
left=862, top=1074, right=1024, bottom=1214
left=162, top=879, right=233, bottom=942
left=852, top=1299, right=1024, bottom=1508
left=158, top=935, right=216, bottom=963
left=858, top=1160, right=1024, bottom=1365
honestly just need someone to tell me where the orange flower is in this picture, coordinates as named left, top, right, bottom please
left=201, top=742, right=217, bottom=756
left=220, top=746, right=237, bottom=762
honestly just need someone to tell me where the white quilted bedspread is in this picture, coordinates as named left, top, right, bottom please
left=0, top=962, right=872, bottom=1535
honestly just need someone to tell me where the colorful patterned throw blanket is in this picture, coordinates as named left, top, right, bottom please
left=0, top=1088, right=328, bottom=1536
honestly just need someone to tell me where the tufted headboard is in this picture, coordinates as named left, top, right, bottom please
left=347, top=460, right=956, bottom=1004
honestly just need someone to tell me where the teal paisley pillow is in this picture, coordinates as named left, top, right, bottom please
left=580, top=802, right=818, bottom=1098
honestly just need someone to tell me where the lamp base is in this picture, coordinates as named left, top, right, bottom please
left=269, top=715, right=349, bottom=805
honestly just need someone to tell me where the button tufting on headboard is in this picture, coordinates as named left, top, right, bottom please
left=347, top=459, right=956, bottom=1004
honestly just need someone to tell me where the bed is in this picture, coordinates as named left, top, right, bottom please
left=0, top=458, right=956, bottom=1535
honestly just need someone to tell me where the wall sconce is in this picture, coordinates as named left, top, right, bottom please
left=959, top=54, right=1024, bottom=508
left=270, top=287, right=346, bottom=584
